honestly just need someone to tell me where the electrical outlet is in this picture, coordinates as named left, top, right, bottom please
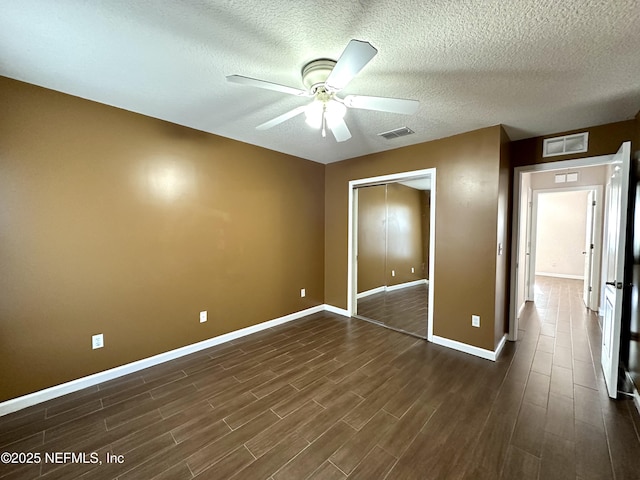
left=300, top=288, right=306, bottom=298
left=92, top=334, right=104, bottom=349
left=411, top=267, right=415, bottom=273
left=200, top=311, right=207, bottom=323
left=472, top=315, right=480, bottom=328
left=391, top=270, right=395, bottom=277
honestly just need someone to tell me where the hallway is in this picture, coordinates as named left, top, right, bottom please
left=513, top=276, right=640, bottom=479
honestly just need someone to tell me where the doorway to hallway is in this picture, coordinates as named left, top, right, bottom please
left=510, top=142, right=632, bottom=399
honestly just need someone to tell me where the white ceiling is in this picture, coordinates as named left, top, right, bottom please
left=1, top=1, right=639, bottom=164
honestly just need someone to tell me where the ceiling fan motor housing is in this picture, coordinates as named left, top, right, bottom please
left=302, top=59, right=337, bottom=93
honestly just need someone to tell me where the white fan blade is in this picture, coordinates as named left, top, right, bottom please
left=329, top=118, right=352, bottom=142
left=256, top=106, right=306, bottom=130
left=325, top=40, right=378, bottom=91
left=343, top=95, right=419, bottom=115
left=227, top=75, right=308, bottom=96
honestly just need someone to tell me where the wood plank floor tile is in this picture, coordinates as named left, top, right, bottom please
left=538, top=432, right=575, bottom=480
left=531, top=350, right=553, bottom=375
left=297, top=391, right=363, bottom=442
left=192, top=446, right=254, bottom=480
left=306, top=461, right=346, bottom=480
left=537, top=335, right=555, bottom=354
left=271, top=377, right=333, bottom=418
left=228, top=431, right=309, bottom=480
left=549, top=364, right=574, bottom=399
left=185, top=410, right=280, bottom=476
left=499, top=445, right=540, bottom=480
left=344, top=445, right=396, bottom=480
left=573, top=384, right=605, bottom=431
left=522, top=371, right=550, bottom=408
left=342, top=375, right=408, bottom=430
left=225, top=384, right=296, bottom=429
left=573, top=359, right=599, bottom=390
left=511, top=401, right=547, bottom=457
left=603, top=406, right=640, bottom=480
left=462, top=402, right=522, bottom=479
left=245, top=400, right=324, bottom=458
left=552, top=345, right=573, bottom=369
left=544, top=393, right=575, bottom=441
left=329, top=410, right=397, bottom=474
left=150, top=461, right=194, bottom=480
left=273, top=421, right=356, bottom=480
left=575, top=420, right=613, bottom=480
left=377, top=391, right=435, bottom=458
left=117, top=419, right=233, bottom=480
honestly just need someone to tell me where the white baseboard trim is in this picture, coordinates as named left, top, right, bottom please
left=536, top=272, right=584, bottom=280
left=517, top=302, right=526, bottom=319
left=385, top=278, right=428, bottom=292
left=357, top=279, right=428, bottom=299
left=324, top=304, right=350, bottom=317
left=356, top=286, right=385, bottom=299
left=0, top=304, right=337, bottom=417
left=494, top=334, right=508, bottom=360
left=431, top=334, right=504, bottom=362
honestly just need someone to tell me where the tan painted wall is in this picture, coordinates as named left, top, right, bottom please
left=386, top=183, right=425, bottom=286
left=356, top=185, right=386, bottom=293
left=356, top=184, right=427, bottom=292
left=0, top=77, right=325, bottom=402
left=325, top=126, right=506, bottom=351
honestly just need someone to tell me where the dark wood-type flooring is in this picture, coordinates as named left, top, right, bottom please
left=1, top=277, right=640, bottom=479
left=356, top=283, right=428, bottom=337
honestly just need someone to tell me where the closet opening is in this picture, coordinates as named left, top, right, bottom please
left=347, top=169, right=436, bottom=340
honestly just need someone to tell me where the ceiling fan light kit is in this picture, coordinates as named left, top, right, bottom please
left=226, top=39, right=419, bottom=143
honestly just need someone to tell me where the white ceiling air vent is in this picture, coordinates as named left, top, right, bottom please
left=378, top=126, right=415, bottom=140
left=543, top=132, right=589, bottom=157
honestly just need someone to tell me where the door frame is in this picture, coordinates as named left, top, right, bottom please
left=509, top=154, right=613, bottom=341
left=347, top=168, right=436, bottom=341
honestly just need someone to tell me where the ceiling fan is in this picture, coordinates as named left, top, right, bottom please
left=226, top=40, right=419, bottom=142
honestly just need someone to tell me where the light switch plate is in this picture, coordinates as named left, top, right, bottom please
left=472, top=315, right=480, bottom=328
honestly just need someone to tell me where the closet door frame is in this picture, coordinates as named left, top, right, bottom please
left=347, top=168, right=436, bottom=341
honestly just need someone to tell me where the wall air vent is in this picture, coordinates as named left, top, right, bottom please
left=378, top=127, right=415, bottom=140
left=543, top=132, right=589, bottom=157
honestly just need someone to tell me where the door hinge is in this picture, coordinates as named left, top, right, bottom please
left=589, top=286, right=592, bottom=292
left=592, top=200, right=596, bottom=206
left=591, top=243, right=594, bottom=249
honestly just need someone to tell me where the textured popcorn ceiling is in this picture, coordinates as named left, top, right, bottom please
left=1, top=0, right=639, bottom=163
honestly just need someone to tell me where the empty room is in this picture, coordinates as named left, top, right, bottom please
left=1, top=1, right=640, bottom=479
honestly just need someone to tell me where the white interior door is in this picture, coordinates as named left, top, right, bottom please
left=583, top=190, right=595, bottom=308
left=601, top=141, right=631, bottom=399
